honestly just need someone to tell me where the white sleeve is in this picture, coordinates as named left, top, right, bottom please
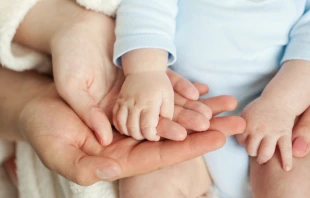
left=281, top=4, right=310, bottom=63
left=0, top=0, right=51, bottom=73
left=114, top=0, right=178, bottom=66
left=76, top=0, right=120, bottom=16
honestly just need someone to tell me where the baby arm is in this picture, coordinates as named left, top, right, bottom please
left=239, top=60, right=310, bottom=171
left=113, top=0, right=212, bottom=141
left=113, top=49, right=173, bottom=141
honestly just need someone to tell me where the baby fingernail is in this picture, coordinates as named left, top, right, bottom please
left=96, top=166, right=120, bottom=179
left=284, top=165, right=291, bottom=172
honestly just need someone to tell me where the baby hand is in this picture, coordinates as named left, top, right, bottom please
left=113, top=71, right=174, bottom=141
left=237, top=97, right=295, bottom=171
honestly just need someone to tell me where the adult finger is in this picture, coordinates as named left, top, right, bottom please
left=167, top=69, right=199, bottom=100
left=120, top=130, right=226, bottom=179
left=23, top=93, right=119, bottom=185
left=209, top=116, right=246, bottom=137
left=57, top=84, right=113, bottom=146
left=159, top=115, right=245, bottom=139
left=193, top=82, right=209, bottom=96
left=173, top=105, right=210, bottom=132
left=292, top=107, right=310, bottom=158
left=156, top=118, right=187, bottom=141
left=174, top=92, right=212, bottom=119
left=41, top=141, right=121, bottom=186
left=200, top=96, right=238, bottom=116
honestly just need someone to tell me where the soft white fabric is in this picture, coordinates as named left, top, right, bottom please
left=0, top=0, right=119, bottom=197
left=76, top=0, right=120, bottom=16
left=0, top=0, right=51, bottom=73
left=0, top=140, right=14, bottom=165
left=0, top=166, right=18, bottom=198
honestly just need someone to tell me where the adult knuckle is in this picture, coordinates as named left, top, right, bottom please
left=74, top=173, right=89, bottom=186
left=72, top=166, right=96, bottom=186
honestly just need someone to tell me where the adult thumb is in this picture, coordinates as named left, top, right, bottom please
left=50, top=146, right=122, bottom=185
left=292, top=108, right=310, bottom=158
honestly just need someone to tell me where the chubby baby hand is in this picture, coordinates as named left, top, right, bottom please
left=113, top=71, right=174, bottom=141
left=237, top=97, right=296, bottom=171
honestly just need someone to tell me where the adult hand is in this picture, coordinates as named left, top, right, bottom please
left=19, top=76, right=244, bottom=186
left=14, top=0, right=220, bottom=148
left=13, top=0, right=245, bottom=186
left=51, top=12, right=206, bottom=145
left=292, top=107, right=310, bottom=157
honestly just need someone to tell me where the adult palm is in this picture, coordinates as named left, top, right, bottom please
left=19, top=67, right=245, bottom=186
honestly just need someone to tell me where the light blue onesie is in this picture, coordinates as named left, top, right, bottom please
left=114, top=0, right=310, bottom=197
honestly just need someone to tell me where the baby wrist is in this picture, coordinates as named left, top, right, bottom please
left=124, top=67, right=167, bottom=77
left=122, top=49, right=168, bottom=76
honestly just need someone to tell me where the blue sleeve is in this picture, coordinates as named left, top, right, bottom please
left=113, top=0, right=178, bottom=67
left=282, top=2, right=310, bottom=63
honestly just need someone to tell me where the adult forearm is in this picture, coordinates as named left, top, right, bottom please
left=0, top=67, right=52, bottom=141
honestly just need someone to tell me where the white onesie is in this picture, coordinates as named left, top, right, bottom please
left=113, top=0, right=310, bottom=197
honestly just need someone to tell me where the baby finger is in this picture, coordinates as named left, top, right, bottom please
left=127, top=108, right=144, bottom=140
left=140, top=107, right=160, bottom=141
left=278, top=135, right=293, bottom=171
left=257, top=137, right=278, bottom=164
left=246, top=135, right=263, bottom=157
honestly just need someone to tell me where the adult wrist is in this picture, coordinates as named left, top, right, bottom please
left=14, top=0, right=100, bottom=53
left=50, top=3, right=114, bottom=54
left=0, top=68, right=53, bottom=141
left=18, top=81, right=55, bottom=141
left=15, top=72, right=53, bottom=141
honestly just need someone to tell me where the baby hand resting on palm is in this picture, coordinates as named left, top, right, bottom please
left=113, top=49, right=212, bottom=141
left=52, top=24, right=212, bottom=146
